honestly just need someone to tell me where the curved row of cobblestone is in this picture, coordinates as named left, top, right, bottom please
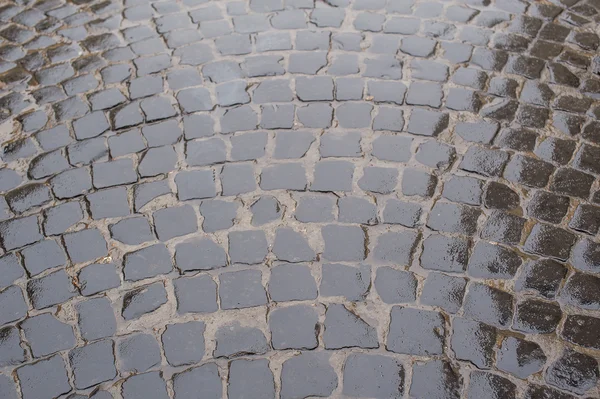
left=0, top=0, right=600, bottom=398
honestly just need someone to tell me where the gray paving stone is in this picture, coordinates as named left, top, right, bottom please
left=343, top=354, right=404, bottom=398
left=321, top=263, right=370, bottom=301
left=153, top=205, right=198, bottom=241
left=268, top=263, right=317, bottom=302
left=16, top=355, right=71, bottom=399
left=270, top=304, right=318, bottom=349
left=323, top=304, right=378, bottom=349
left=281, top=353, right=337, bottom=399
left=387, top=307, right=444, bottom=356
left=76, top=297, right=116, bottom=341
left=175, top=238, right=227, bottom=272
left=20, top=313, right=75, bottom=358
left=122, top=282, right=167, bottom=320
left=118, top=333, right=161, bottom=373
left=162, top=321, right=205, bottom=366
left=214, top=322, right=268, bottom=358
left=219, top=269, right=267, bottom=309
left=27, top=269, right=77, bottom=309
left=121, top=371, right=169, bottom=399
left=69, top=340, right=116, bottom=389
left=228, top=359, right=275, bottom=399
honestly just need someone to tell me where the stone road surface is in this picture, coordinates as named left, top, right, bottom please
left=0, top=0, right=599, bottom=397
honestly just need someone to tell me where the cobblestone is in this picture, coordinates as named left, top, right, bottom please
left=0, top=0, right=599, bottom=397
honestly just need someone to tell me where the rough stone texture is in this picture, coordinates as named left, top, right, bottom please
left=1, top=1, right=600, bottom=398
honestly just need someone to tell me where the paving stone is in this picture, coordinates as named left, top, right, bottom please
left=442, top=175, right=483, bottom=206
left=323, top=304, right=378, bottom=349
left=311, top=160, right=354, bottom=192
left=407, top=108, right=449, bottom=136
left=427, top=202, right=480, bottom=236
left=562, top=314, right=600, bottom=350
left=77, top=297, right=116, bottom=341
left=123, top=243, right=172, bottom=281
left=69, top=340, right=116, bottom=389
left=250, top=195, right=282, bottom=226
left=162, top=321, right=205, bottom=367
left=295, top=195, right=334, bottom=223
left=63, top=228, right=107, bottom=264
left=118, top=333, right=161, bottom=373
left=514, top=298, right=562, bottom=333
left=21, top=239, right=66, bottom=276
left=110, top=217, right=154, bottom=245
left=480, top=211, right=525, bottom=245
left=0, top=371, right=17, bottom=399
left=358, top=166, right=398, bottom=194
left=550, top=167, right=595, bottom=199
left=173, top=274, right=217, bottom=314
left=268, top=264, right=316, bottom=302
left=219, top=269, right=267, bottom=309
left=320, top=263, right=370, bottom=301
left=410, top=360, right=462, bottom=399
left=0, top=326, right=25, bottom=367
left=87, top=187, right=130, bottom=220
left=497, top=337, right=547, bottom=378
left=468, top=371, right=516, bottom=399
left=545, top=349, right=599, bottom=395
left=172, top=363, right=221, bottom=399
left=463, top=283, right=513, bottom=328
left=382, top=199, right=421, bottom=227
left=571, top=238, right=600, bottom=273
left=78, top=263, right=120, bottom=296
left=228, top=230, right=267, bottom=264
left=122, top=282, right=167, bottom=320
left=401, top=168, right=437, bottom=198
left=175, top=238, right=227, bottom=272
left=421, top=272, right=466, bottom=313
left=228, top=359, right=275, bottom=399
left=373, top=230, right=419, bottom=265
left=214, top=322, right=268, bottom=357
left=281, top=353, right=337, bottom=399
left=121, top=371, right=169, bottom=399
left=343, top=353, right=403, bottom=398
left=561, top=272, right=600, bottom=311
left=388, top=307, right=444, bottom=356
left=16, top=355, right=71, bottom=399
left=0, top=254, right=23, bottom=289
left=92, top=158, right=137, bottom=189
left=27, top=269, right=77, bottom=309
left=524, top=223, right=576, bottom=261
left=451, top=317, right=496, bottom=369
left=270, top=304, right=318, bottom=350
left=153, top=205, right=197, bottom=241
left=322, top=225, right=366, bottom=262
left=200, top=200, right=238, bottom=232
left=374, top=267, right=416, bottom=304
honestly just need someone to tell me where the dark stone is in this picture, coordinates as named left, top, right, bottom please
left=571, top=238, right=600, bottom=273
left=545, top=349, right=599, bottom=395
left=514, top=298, right=562, bottom=333
left=214, top=322, right=268, bottom=358
left=569, top=204, right=600, bottom=235
left=451, top=317, right=496, bottom=369
left=550, top=168, right=594, bottom=199
left=468, top=241, right=522, bottom=278
left=524, top=384, right=575, bottom=399
left=323, top=304, right=378, bottom=349
left=497, top=337, right=547, bottom=378
left=118, top=333, right=161, bottom=373
left=343, top=354, right=403, bottom=398
left=468, top=371, right=516, bottom=399
left=515, top=259, right=567, bottom=299
left=410, top=360, right=462, bottom=399
left=460, top=147, right=509, bottom=177
left=535, top=137, right=576, bottom=165
left=548, top=63, right=580, bottom=87
left=427, top=202, right=481, bottom=236
left=561, top=272, right=600, bottom=311
left=562, top=315, right=600, bottom=350
left=463, top=283, right=513, bottom=328
left=524, top=224, right=576, bottom=261
left=420, top=234, right=469, bottom=272
left=122, top=282, right=167, bottom=320
left=69, top=340, right=116, bottom=389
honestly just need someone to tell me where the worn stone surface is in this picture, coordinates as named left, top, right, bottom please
left=1, top=0, right=600, bottom=397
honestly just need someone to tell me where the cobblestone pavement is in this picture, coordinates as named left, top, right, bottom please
left=1, top=0, right=600, bottom=397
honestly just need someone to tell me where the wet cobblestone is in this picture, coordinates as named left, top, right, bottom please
left=0, top=0, right=599, bottom=397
